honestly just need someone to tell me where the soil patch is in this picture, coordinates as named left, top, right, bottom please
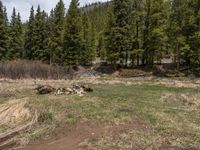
left=19, top=119, right=149, bottom=150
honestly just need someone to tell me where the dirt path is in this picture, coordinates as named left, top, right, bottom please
left=20, top=122, right=103, bottom=150
left=19, top=120, right=149, bottom=150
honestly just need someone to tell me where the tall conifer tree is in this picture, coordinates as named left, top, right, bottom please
left=147, top=0, right=168, bottom=65
left=32, top=6, right=49, bottom=61
left=82, top=13, right=96, bottom=65
left=131, top=0, right=145, bottom=66
left=90, top=22, right=96, bottom=63
left=48, top=0, right=65, bottom=64
left=8, top=8, right=23, bottom=59
left=63, top=0, right=83, bottom=65
left=169, top=0, right=186, bottom=70
left=0, top=1, right=8, bottom=60
left=105, top=0, right=132, bottom=66
left=187, top=0, right=200, bottom=73
left=24, top=6, right=35, bottom=60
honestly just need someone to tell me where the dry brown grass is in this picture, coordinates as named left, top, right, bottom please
left=0, top=98, right=38, bottom=149
left=0, top=99, right=31, bottom=126
left=160, top=92, right=200, bottom=107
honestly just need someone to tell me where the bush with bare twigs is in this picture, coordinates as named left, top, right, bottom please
left=0, top=60, right=69, bottom=79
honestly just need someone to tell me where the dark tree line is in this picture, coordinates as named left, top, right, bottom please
left=0, top=0, right=200, bottom=73
left=0, top=0, right=96, bottom=66
left=103, top=0, right=200, bottom=73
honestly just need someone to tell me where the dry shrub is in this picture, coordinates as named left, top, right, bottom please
left=0, top=60, right=69, bottom=79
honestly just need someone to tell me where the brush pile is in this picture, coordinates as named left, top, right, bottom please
left=35, top=84, right=93, bottom=96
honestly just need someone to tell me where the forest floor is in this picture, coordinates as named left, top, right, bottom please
left=0, top=76, right=200, bottom=149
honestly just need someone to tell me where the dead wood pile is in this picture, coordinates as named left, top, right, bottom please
left=35, top=85, right=55, bottom=94
left=35, top=84, right=93, bottom=96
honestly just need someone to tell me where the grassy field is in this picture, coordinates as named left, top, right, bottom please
left=0, top=77, right=200, bottom=149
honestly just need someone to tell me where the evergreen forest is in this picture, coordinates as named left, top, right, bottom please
left=0, top=0, right=200, bottom=73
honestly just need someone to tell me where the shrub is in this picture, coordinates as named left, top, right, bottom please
left=119, top=69, right=147, bottom=77
left=0, top=60, right=69, bottom=79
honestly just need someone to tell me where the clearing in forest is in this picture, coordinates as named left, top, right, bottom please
left=0, top=77, right=200, bottom=149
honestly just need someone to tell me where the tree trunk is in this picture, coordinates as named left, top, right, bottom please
left=137, top=55, right=140, bottom=66
left=125, top=49, right=128, bottom=67
left=50, top=49, right=53, bottom=66
left=136, top=21, right=140, bottom=66
left=176, top=43, right=180, bottom=71
left=142, top=0, right=151, bottom=66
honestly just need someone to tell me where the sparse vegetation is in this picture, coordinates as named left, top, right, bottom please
left=0, top=0, right=200, bottom=149
left=0, top=77, right=200, bottom=149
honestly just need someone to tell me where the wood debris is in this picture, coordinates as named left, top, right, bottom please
left=35, top=84, right=93, bottom=96
left=35, top=85, right=55, bottom=94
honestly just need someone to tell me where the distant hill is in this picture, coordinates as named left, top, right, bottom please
left=81, top=1, right=111, bottom=33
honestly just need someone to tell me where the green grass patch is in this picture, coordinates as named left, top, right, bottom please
left=2, top=78, right=199, bottom=148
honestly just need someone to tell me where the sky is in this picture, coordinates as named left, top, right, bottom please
left=2, top=0, right=108, bottom=22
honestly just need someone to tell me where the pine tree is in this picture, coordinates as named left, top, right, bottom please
left=24, top=6, right=35, bottom=60
left=142, top=0, right=151, bottom=65
left=90, top=22, right=96, bottom=63
left=0, top=1, right=8, bottom=60
left=40, top=10, right=49, bottom=62
left=8, top=8, right=23, bottom=59
left=3, top=7, right=8, bottom=26
left=48, top=0, right=65, bottom=64
left=32, top=5, right=42, bottom=60
left=147, top=0, right=168, bottom=66
left=16, top=12, right=23, bottom=57
left=169, top=0, right=186, bottom=70
left=186, top=0, right=200, bottom=73
left=131, top=0, right=145, bottom=66
left=104, top=7, right=118, bottom=64
left=32, top=6, right=49, bottom=61
left=81, top=13, right=96, bottom=65
left=48, top=9, right=55, bottom=64
left=8, top=7, right=17, bottom=59
left=82, top=12, right=91, bottom=65
left=54, top=0, right=65, bottom=25
left=3, top=6, right=9, bottom=56
left=105, top=0, right=132, bottom=66
left=63, top=0, right=83, bottom=65
left=98, top=32, right=106, bottom=60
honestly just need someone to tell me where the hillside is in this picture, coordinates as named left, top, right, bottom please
left=82, top=1, right=110, bottom=33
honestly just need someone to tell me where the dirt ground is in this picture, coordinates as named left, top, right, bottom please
left=20, top=119, right=152, bottom=150
left=20, top=122, right=105, bottom=150
left=20, top=120, right=182, bottom=150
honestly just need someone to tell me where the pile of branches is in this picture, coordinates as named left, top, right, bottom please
left=35, top=84, right=93, bottom=96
